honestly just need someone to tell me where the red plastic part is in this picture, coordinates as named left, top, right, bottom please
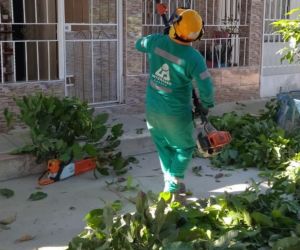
left=207, top=131, right=232, bottom=150
left=74, top=158, right=96, bottom=175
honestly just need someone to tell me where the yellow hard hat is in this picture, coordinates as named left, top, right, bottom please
left=169, top=8, right=204, bottom=42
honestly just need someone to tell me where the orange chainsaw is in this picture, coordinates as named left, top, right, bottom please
left=192, top=91, right=232, bottom=157
left=38, top=158, right=96, bottom=185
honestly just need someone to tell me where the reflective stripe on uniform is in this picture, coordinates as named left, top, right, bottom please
left=200, top=70, right=211, bottom=80
left=154, top=47, right=183, bottom=65
left=141, top=39, right=147, bottom=48
left=150, top=81, right=172, bottom=93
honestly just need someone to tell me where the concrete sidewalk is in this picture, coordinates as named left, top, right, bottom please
left=0, top=99, right=269, bottom=250
left=0, top=152, right=262, bottom=250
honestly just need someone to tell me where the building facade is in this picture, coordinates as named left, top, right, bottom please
left=0, top=0, right=299, bottom=131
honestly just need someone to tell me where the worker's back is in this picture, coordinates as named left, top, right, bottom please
left=136, top=33, right=207, bottom=115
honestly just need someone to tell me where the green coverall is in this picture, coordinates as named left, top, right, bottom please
left=135, top=34, right=214, bottom=192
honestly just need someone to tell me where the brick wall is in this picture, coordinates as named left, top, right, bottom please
left=124, top=0, right=262, bottom=112
left=0, top=82, right=64, bottom=132
left=213, top=67, right=260, bottom=103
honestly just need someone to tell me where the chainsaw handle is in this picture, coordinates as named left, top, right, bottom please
left=192, top=89, right=208, bottom=122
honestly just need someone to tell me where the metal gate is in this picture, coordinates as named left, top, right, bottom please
left=61, top=0, right=123, bottom=106
left=261, top=0, right=300, bottom=97
left=141, top=0, right=249, bottom=73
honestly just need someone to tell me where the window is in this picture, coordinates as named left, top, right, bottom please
left=195, top=0, right=249, bottom=68
left=264, top=0, right=290, bottom=43
left=0, top=0, right=58, bottom=83
left=142, top=0, right=250, bottom=71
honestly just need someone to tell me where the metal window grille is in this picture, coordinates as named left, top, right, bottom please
left=261, top=0, right=299, bottom=76
left=0, top=0, right=59, bottom=84
left=264, top=0, right=290, bottom=43
left=142, top=0, right=249, bottom=72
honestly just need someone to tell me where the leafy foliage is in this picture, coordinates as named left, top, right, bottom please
left=0, top=188, right=14, bottom=198
left=28, top=191, right=48, bottom=201
left=209, top=100, right=300, bottom=170
left=5, top=93, right=136, bottom=175
left=272, top=8, right=300, bottom=63
left=68, top=164, right=300, bottom=250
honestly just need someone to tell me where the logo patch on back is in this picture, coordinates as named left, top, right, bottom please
left=154, top=63, right=171, bottom=84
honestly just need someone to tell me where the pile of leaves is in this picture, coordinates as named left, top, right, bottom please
left=4, top=93, right=136, bottom=175
left=209, top=100, right=300, bottom=170
left=67, top=163, right=300, bottom=250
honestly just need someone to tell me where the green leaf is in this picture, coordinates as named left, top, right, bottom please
left=296, top=224, right=300, bottom=236
left=286, top=7, right=300, bottom=16
left=111, top=200, right=122, bottom=212
left=251, top=212, right=274, bottom=227
left=0, top=188, right=14, bottom=198
left=94, top=113, right=109, bottom=124
left=229, top=149, right=238, bottom=159
left=111, top=155, right=125, bottom=170
left=154, top=199, right=167, bottom=233
left=159, top=192, right=172, bottom=202
left=214, top=230, right=239, bottom=248
left=135, top=191, right=148, bottom=214
left=3, top=108, right=14, bottom=129
left=10, top=144, right=36, bottom=155
left=164, top=242, right=194, bottom=250
left=94, top=125, right=108, bottom=141
left=72, top=143, right=84, bottom=160
left=59, top=150, right=72, bottom=163
left=192, top=166, right=202, bottom=176
left=103, top=205, right=114, bottom=232
left=97, top=167, right=109, bottom=176
left=84, top=208, right=105, bottom=230
left=111, top=124, right=123, bottom=138
left=126, top=175, right=134, bottom=190
left=84, top=144, right=98, bottom=156
left=272, top=236, right=300, bottom=250
left=242, top=210, right=252, bottom=226
left=28, top=191, right=48, bottom=201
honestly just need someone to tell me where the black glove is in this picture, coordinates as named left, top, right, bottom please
left=193, top=104, right=208, bottom=123
left=194, top=103, right=208, bottom=115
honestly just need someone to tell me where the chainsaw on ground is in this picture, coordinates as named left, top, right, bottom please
left=38, top=158, right=96, bottom=185
left=154, top=1, right=232, bottom=157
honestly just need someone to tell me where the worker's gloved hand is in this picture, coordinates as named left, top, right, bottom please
left=193, top=104, right=209, bottom=123
left=195, top=105, right=208, bottom=116
left=156, top=3, right=168, bottom=15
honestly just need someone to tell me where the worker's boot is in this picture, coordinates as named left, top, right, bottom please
left=171, top=182, right=187, bottom=205
left=163, top=175, right=187, bottom=205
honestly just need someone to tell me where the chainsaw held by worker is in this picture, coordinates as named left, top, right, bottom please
left=38, top=158, right=96, bottom=185
left=192, top=91, right=231, bottom=157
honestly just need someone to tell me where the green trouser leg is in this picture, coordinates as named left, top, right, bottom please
left=146, top=111, right=195, bottom=192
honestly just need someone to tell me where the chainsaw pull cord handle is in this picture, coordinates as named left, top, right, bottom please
left=155, top=1, right=170, bottom=35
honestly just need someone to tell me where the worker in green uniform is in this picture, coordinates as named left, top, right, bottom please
left=135, top=8, right=215, bottom=199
